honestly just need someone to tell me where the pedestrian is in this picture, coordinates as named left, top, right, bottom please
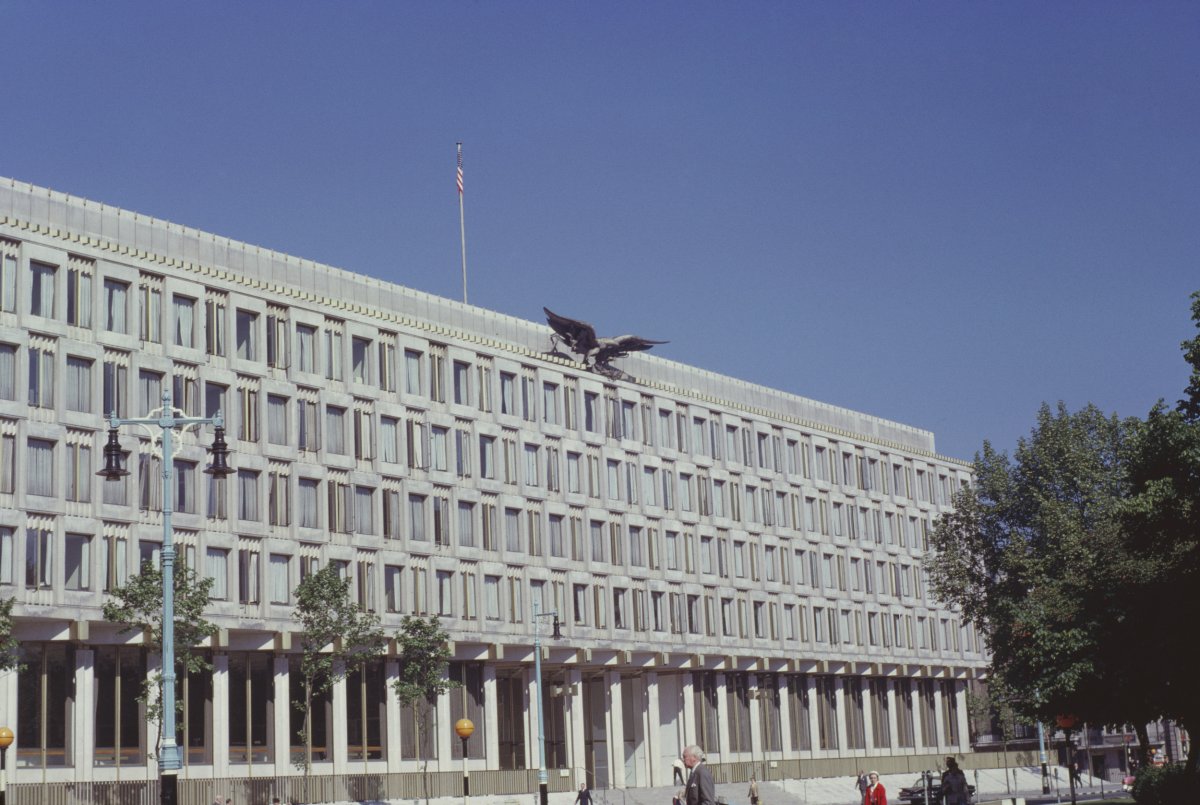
left=682, top=745, right=716, bottom=805
left=748, top=776, right=759, bottom=805
left=856, top=770, right=869, bottom=799
left=575, top=783, right=592, bottom=805
left=941, top=757, right=969, bottom=805
left=673, top=756, right=688, bottom=786
left=862, top=771, right=886, bottom=805
left=1070, top=762, right=1082, bottom=787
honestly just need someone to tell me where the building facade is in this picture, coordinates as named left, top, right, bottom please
left=0, top=178, right=986, bottom=799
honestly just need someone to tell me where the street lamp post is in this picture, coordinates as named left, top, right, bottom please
left=1039, top=721, right=1051, bottom=794
left=0, top=726, right=13, bottom=805
left=455, top=718, right=475, bottom=804
left=532, top=599, right=562, bottom=805
left=98, top=389, right=232, bottom=805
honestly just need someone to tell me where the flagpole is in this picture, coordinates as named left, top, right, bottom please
left=457, top=142, right=468, bottom=304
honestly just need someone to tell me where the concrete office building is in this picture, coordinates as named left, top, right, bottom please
left=0, top=177, right=986, bottom=802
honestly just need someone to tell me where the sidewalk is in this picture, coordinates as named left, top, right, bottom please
left=273, top=765, right=1116, bottom=805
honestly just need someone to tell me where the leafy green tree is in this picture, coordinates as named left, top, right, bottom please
left=101, top=562, right=217, bottom=750
left=0, top=596, right=21, bottom=671
left=1120, top=290, right=1200, bottom=774
left=392, top=614, right=458, bottom=805
left=927, top=402, right=1140, bottom=726
left=293, top=564, right=387, bottom=786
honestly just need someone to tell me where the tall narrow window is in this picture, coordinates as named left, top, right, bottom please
left=104, top=279, right=129, bottom=333
left=65, top=356, right=93, bottom=413
left=30, top=260, right=56, bottom=318
left=66, top=264, right=93, bottom=327
left=351, top=336, right=371, bottom=384
left=28, top=341, right=55, bottom=409
left=173, top=295, right=196, bottom=348
left=296, top=324, right=317, bottom=373
left=139, top=280, right=162, bottom=343
left=266, top=310, right=288, bottom=369
left=205, top=296, right=227, bottom=356
left=27, top=438, right=55, bottom=498
left=0, top=248, right=15, bottom=313
left=235, top=310, right=257, bottom=360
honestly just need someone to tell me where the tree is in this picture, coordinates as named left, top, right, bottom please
left=1119, top=290, right=1200, bottom=774
left=392, top=614, right=458, bottom=805
left=0, top=596, right=21, bottom=671
left=101, top=561, right=217, bottom=750
left=926, top=402, right=1142, bottom=727
left=293, top=564, right=387, bottom=789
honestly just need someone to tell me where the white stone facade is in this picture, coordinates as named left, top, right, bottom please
left=0, top=177, right=984, bottom=792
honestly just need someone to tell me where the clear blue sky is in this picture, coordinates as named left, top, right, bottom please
left=4, top=2, right=1197, bottom=461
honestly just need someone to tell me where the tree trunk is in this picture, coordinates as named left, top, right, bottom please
left=1135, top=722, right=1151, bottom=769
left=305, top=679, right=314, bottom=804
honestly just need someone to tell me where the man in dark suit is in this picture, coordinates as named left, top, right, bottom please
left=682, top=745, right=716, bottom=805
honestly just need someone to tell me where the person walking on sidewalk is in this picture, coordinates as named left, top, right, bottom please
left=748, top=776, right=759, bottom=805
left=683, top=746, right=716, bottom=805
left=862, top=771, right=886, bottom=805
left=941, top=758, right=969, bottom=805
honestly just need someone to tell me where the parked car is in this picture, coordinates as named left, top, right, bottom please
left=896, top=777, right=976, bottom=805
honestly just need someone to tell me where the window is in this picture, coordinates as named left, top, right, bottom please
left=0, top=250, right=14, bottom=313
left=59, top=532, right=89, bottom=591
left=269, top=554, right=290, bottom=604
left=28, top=343, right=55, bottom=409
left=103, top=356, right=128, bottom=418
left=207, top=548, right=229, bottom=599
left=266, top=311, right=288, bottom=369
left=238, top=385, right=259, bottom=442
left=355, top=486, right=375, bottom=534
left=30, top=260, right=56, bottom=318
left=139, top=280, right=161, bottom=342
left=267, top=395, right=289, bottom=445
left=205, top=296, right=226, bottom=356
left=351, top=336, right=371, bottom=384
left=298, top=398, right=320, bottom=452
left=500, top=372, right=517, bottom=416
left=298, top=478, right=321, bottom=529
left=174, top=460, right=197, bottom=513
left=64, top=356, right=92, bottom=412
left=26, top=523, right=54, bottom=589
left=404, top=349, right=422, bottom=396
left=296, top=324, right=317, bottom=373
left=67, top=265, right=93, bottom=327
left=27, top=438, right=55, bottom=497
left=235, top=309, right=257, bottom=360
left=237, top=470, right=260, bottom=522
left=173, top=295, right=196, bottom=348
left=408, top=494, right=427, bottom=541
left=268, top=467, right=290, bottom=526
left=0, top=527, right=13, bottom=584
left=453, top=360, right=471, bottom=405
left=238, top=547, right=260, bottom=604
left=325, top=406, right=346, bottom=454
left=104, top=279, right=129, bottom=333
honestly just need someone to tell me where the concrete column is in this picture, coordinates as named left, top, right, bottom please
left=861, top=677, right=875, bottom=753
left=954, top=681, right=970, bottom=753
left=74, top=649, right=94, bottom=782
left=607, top=670, right=626, bottom=787
left=273, top=655, right=291, bottom=777
left=436, top=667, right=453, bottom=772
left=886, top=679, right=901, bottom=751
left=645, top=671, right=661, bottom=787
left=482, top=662, right=499, bottom=770
left=778, top=675, right=794, bottom=756
left=566, top=668, right=585, bottom=787
left=714, top=672, right=729, bottom=761
left=806, top=676, right=820, bottom=757
left=932, top=680, right=946, bottom=751
left=680, top=671, right=695, bottom=751
left=748, top=672, right=763, bottom=771
left=0, top=663, right=16, bottom=784
left=331, top=665, right=348, bottom=775
left=212, top=653, right=230, bottom=778
left=385, top=659, right=403, bottom=770
left=833, top=676, right=847, bottom=756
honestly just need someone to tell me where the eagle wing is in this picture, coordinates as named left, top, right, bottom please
left=544, top=307, right=599, bottom=354
left=594, top=335, right=669, bottom=364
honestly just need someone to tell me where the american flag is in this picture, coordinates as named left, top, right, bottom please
left=457, top=144, right=464, bottom=196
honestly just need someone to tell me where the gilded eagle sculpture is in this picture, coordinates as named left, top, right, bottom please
left=543, top=307, right=667, bottom=379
